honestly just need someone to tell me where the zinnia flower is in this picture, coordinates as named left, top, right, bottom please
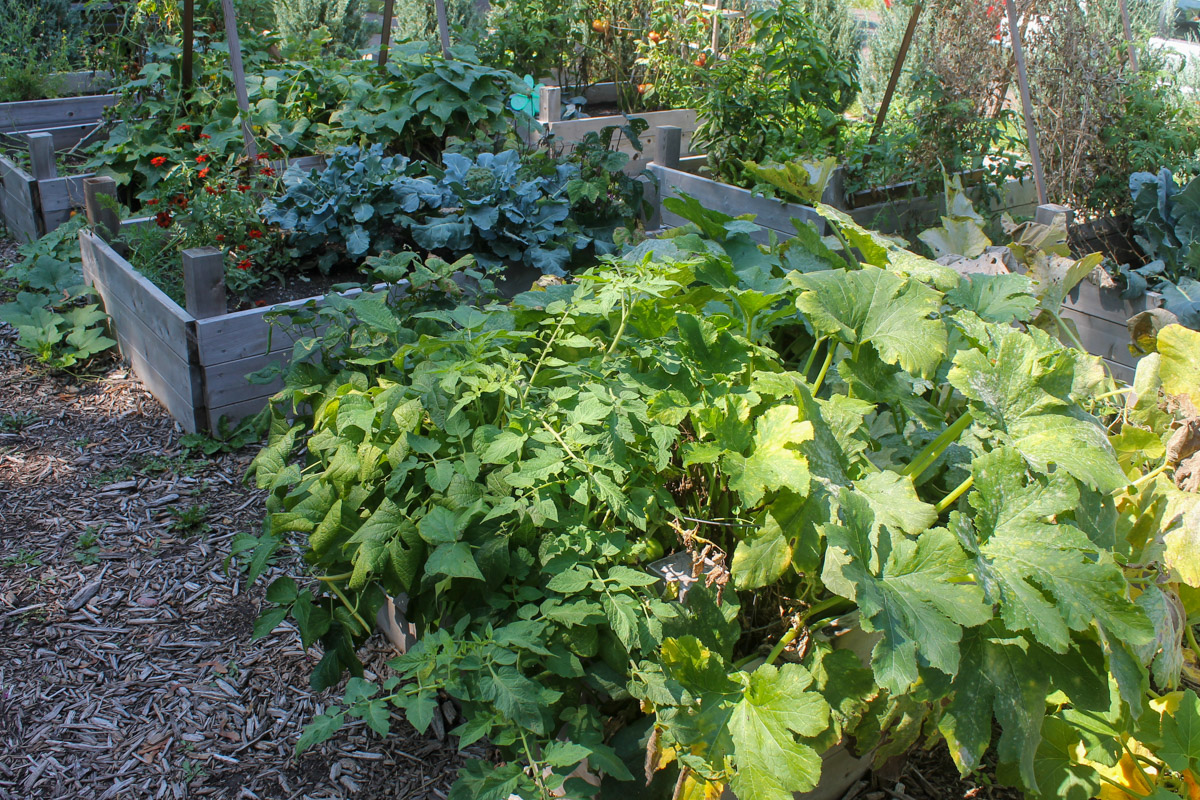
left=215, top=234, right=226, bottom=242
left=146, top=198, right=159, bottom=206
left=237, top=259, right=252, bottom=270
left=155, top=211, right=172, bottom=228
left=237, top=184, right=250, bottom=192
left=248, top=229, right=263, bottom=239
left=198, top=133, right=211, bottom=140
left=195, top=154, right=208, bottom=164
left=176, top=124, right=191, bottom=132
left=150, top=156, right=167, bottom=167
left=258, top=167, right=275, bottom=176
left=198, top=167, right=210, bottom=179
left=255, top=153, right=270, bottom=161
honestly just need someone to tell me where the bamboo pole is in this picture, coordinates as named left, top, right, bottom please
left=1119, top=0, right=1139, bottom=72
left=378, top=0, right=395, bottom=68
left=182, top=0, right=194, bottom=97
left=219, top=0, right=258, bottom=160
left=710, top=0, right=723, bottom=56
left=1004, top=0, right=1046, bottom=205
left=434, top=0, right=451, bottom=58
left=865, top=1, right=923, bottom=160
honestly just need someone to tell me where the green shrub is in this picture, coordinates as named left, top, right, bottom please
left=273, top=0, right=369, bottom=52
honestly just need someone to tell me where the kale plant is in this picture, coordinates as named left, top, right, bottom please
left=1127, top=169, right=1200, bottom=326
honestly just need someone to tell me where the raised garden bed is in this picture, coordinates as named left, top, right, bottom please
left=0, top=132, right=94, bottom=242
left=533, top=83, right=700, bottom=174
left=0, top=80, right=116, bottom=151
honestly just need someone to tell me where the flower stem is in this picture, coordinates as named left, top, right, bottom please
left=936, top=474, right=975, bottom=513
left=812, top=344, right=836, bottom=393
left=903, top=410, right=974, bottom=481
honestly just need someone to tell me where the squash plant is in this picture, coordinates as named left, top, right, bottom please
left=241, top=199, right=1171, bottom=799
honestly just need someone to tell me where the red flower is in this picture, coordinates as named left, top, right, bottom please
left=271, top=144, right=282, bottom=154
left=146, top=198, right=159, bottom=205
left=254, top=300, right=267, bottom=307
left=172, top=194, right=188, bottom=208
left=255, top=153, right=270, bottom=161
left=204, top=185, right=217, bottom=195
left=198, top=167, right=210, bottom=179
left=150, top=156, right=167, bottom=167
left=198, top=133, right=211, bottom=140
left=248, top=229, right=263, bottom=239
left=155, top=211, right=173, bottom=228
left=195, top=154, right=208, bottom=164
left=176, top=124, right=191, bottom=132
left=258, top=167, right=276, bottom=176
left=237, top=259, right=252, bottom=270
left=215, top=234, right=226, bottom=242
left=237, top=244, right=248, bottom=252
left=237, top=184, right=250, bottom=192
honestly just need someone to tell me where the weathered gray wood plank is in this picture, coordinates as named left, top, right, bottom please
left=99, top=286, right=202, bottom=408
left=652, top=164, right=825, bottom=239
left=0, top=156, right=41, bottom=242
left=79, top=230, right=193, bottom=361
left=0, top=94, right=117, bottom=134
left=205, top=395, right=276, bottom=432
left=202, top=351, right=288, bottom=408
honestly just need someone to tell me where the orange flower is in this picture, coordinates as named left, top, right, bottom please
left=198, top=133, right=211, bottom=140
left=198, top=167, right=211, bottom=179
left=237, top=258, right=252, bottom=270
left=150, top=156, right=167, bottom=167
left=176, top=124, right=191, bottom=132
left=195, top=154, right=208, bottom=163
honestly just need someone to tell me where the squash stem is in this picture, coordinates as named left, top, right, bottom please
left=936, top=474, right=975, bottom=513
left=903, top=410, right=974, bottom=481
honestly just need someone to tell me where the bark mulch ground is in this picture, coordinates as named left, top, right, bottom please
left=0, top=239, right=471, bottom=799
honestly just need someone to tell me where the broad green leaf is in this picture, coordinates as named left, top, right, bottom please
left=723, top=404, right=813, bottom=507
left=727, top=663, right=830, bottom=800
left=822, top=491, right=990, bottom=693
left=1028, top=252, right=1103, bottom=310
left=732, top=513, right=792, bottom=590
left=940, top=622, right=1109, bottom=789
left=1160, top=689, right=1200, bottom=773
left=1158, top=324, right=1200, bottom=411
left=1165, top=502, right=1200, bottom=588
left=853, top=470, right=937, bottom=536
left=791, top=266, right=947, bottom=378
left=919, top=215, right=991, bottom=259
left=948, top=325, right=1127, bottom=492
left=962, top=448, right=1152, bottom=652
left=425, top=542, right=485, bottom=581
left=945, top=273, right=1038, bottom=325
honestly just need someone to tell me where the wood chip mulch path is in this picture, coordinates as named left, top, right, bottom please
left=0, top=240, right=468, bottom=799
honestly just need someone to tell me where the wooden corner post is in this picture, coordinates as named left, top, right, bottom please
left=182, top=247, right=227, bottom=319
left=82, top=176, right=120, bottom=242
left=539, top=86, right=562, bottom=124
left=654, top=125, right=682, bottom=169
left=27, top=133, right=57, bottom=182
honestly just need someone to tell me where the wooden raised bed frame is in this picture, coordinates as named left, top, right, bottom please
left=0, top=75, right=117, bottom=241
left=78, top=146, right=1138, bottom=435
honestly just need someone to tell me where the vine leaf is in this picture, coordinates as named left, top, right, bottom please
left=727, top=663, right=830, bottom=800
left=948, top=325, right=1127, bottom=492
left=790, top=266, right=948, bottom=378
left=723, top=404, right=813, bottom=507
left=1160, top=689, right=1200, bottom=774
left=939, top=622, right=1110, bottom=790
left=821, top=490, right=990, bottom=693
left=961, top=448, right=1153, bottom=653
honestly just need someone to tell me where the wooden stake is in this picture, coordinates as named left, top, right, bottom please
left=866, top=1, right=923, bottom=158
left=220, top=0, right=258, bottom=160
left=1119, top=0, right=1139, bottom=72
left=1004, top=0, right=1047, bottom=205
left=710, top=0, right=723, bottom=56
left=182, top=247, right=228, bottom=319
left=83, top=176, right=120, bottom=243
left=378, top=0, right=395, bottom=68
left=434, top=0, right=451, bottom=58
left=182, top=0, right=194, bottom=96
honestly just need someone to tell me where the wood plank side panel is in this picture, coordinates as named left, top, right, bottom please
left=0, top=94, right=118, bottom=134
left=651, top=165, right=825, bottom=237
left=80, top=233, right=202, bottom=432
left=77, top=231, right=193, bottom=360
left=0, top=156, right=41, bottom=242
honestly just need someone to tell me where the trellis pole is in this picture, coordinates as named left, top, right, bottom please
left=182, top=0, right=194, bottom=97
left=1119, top=0, right=1139, bottom=72
left=434, top=0, right=451, bottom=57
left=1004, top=0, right=1046, bottom=205
left=378, top=0, right=396, bottom=68
left=864, top=1, right=923, bottom=162
left=220, top=0, right=258, bottom=159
